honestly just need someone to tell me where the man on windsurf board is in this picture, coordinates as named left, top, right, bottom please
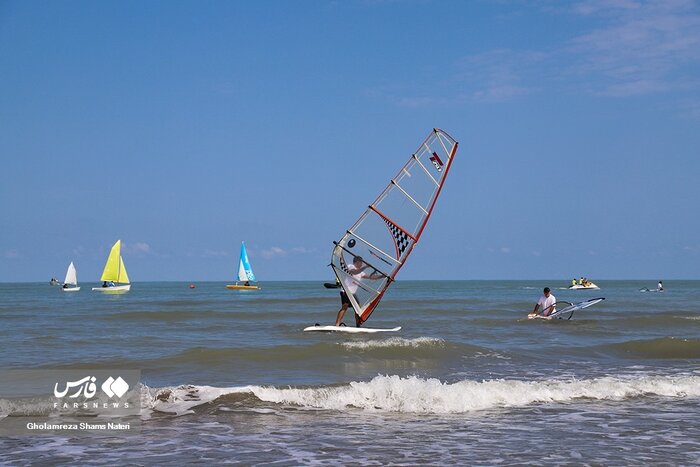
left=529, top=287, right=556, bottom=318
left=334, top=256, right=384, bottom=327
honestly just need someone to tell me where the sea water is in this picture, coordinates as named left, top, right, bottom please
left=1, top=281, right=699, bottom=464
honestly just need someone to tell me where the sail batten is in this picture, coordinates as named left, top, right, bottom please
left=332, top=265, right=383, bottom=295
left=345, top=230, right=401, bottom=266
left=391, top=180, right=430, bottom=214
left=413, top=155, right=440, bottom=187
left=368, top=205, right=417, bottom=242
left=331, top=129, right=458, bottom=325
left=332, top=241, right=393, bottom=278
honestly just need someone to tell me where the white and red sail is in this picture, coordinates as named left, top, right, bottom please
left=331, top=128, right=458, bottom=325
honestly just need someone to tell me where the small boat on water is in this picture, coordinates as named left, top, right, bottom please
left=226, top=242, right=260, bottom=290
left=568, top=282, right=600, bottom=290
left=49, top=278, right=60, bottom=286
left=61, top=262, right=80, bottom=292
left=92, top=240, right=131, bottom=293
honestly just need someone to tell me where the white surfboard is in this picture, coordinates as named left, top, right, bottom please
left=303, top=325, right=401, bottom=334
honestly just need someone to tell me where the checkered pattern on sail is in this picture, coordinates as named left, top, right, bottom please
left=383, top=217, right=411, bottom=259
left=338, top=253, right=350, bottom=274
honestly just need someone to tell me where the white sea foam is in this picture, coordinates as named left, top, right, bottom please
left=141, top=384, right=253, bottom=417
left=340, top=337, right=445, bottom=350
left=248, top=374, right=700, bottom=414
left=140, top=374, right=700, bottom=416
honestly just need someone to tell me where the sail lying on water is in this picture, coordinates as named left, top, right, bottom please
left=331, top=128, right=458, bottom=325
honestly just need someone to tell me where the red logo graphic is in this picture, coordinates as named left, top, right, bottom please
left=429, top=152, right=443, bottom=172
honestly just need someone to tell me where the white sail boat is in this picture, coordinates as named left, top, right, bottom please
left=61, top=261, right=80, bottom=292
left=92, top=240, right=131, bottom=292
left=305, top=128, right=458, bottom=333
left=226, top=241, right=260, bottom=290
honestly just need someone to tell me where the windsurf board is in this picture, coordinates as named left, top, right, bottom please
left=303, top=325, right=401, bottom=334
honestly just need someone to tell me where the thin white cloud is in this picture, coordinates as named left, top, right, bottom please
left=261, top=246, right=316, bottom=259
left=388, top=1, right=700, bottom=105
left=566, top=0, right=700, bottom=96
left=262, top=246, right=286, bottom=259
left=202, top=249, right=229, bottom=258
left=4, top=249, right=20, bottom=259
left=291, top=247, right=316, bottom=254
left=457, top=49, right=546, bottom=102
left=122, top=242, right=152, bottom=256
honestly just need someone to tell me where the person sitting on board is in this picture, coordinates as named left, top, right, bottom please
left=530, top=287, right=556, bottom=317
left=571, top=278, right=577, bottom=287
left=244, top=281, right=250, bottom=286
left=102, top=281, right=108, bottom=288
left=579, top=277, right=584, bottom=286
left=334, top=255, right=384, bottom=327
left=658, top=281, right=663, bottom=291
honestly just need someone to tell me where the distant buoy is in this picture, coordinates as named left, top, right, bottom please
left=189, top=284, right=196, bottom=289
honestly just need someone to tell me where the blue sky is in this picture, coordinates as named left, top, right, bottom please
left=1, top=0, right=699, bottom=282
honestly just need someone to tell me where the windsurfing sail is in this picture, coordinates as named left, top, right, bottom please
left=237, top=242, right=256, bottom=282
left=330, top=128, right=458, bottom=325
left=100, top=240, right=130, bottom=284
left=547, top=297, right=605, bottom=320
left=64, top=261, right=78, bottom=286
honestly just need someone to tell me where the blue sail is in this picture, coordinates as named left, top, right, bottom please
left=237, top=242, right=256, bottom=282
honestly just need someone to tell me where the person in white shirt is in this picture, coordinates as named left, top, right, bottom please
left=531, top=287, right=556, bottom=317
left=334, top=256, right=384, bottom=327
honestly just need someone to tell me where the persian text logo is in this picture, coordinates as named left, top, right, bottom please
left=54, top=376, right=130, bottom=399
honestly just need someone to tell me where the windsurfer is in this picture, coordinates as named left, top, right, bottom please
left=334, top=256, right=384, bottom=327
left=530, top=287, right=556, bottom=317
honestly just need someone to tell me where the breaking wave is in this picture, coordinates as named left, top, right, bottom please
left=143, top=373, right=700, bottom=416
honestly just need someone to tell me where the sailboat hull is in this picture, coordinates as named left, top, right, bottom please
left=226, top=284, right=260, bottom=290
left=92, top=284, right=131, bottom=293
left=61, top=286, right=81, bottom=292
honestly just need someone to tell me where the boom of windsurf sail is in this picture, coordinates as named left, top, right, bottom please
left=330, top=128, right=458, bottom=325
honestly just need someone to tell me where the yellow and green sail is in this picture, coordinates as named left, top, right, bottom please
left=100, top=240, right=130, bottom=284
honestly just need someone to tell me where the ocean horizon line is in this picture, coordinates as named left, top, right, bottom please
left=4, top=278, right=697, bottom=284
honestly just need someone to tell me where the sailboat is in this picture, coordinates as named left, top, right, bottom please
left=304, top=128, right=458, bottom=333
left=226, top=242, right=260, bottom=290
left=92, top=240, right=131, bottom=292
left=61, top=261, right=80, bottom=292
